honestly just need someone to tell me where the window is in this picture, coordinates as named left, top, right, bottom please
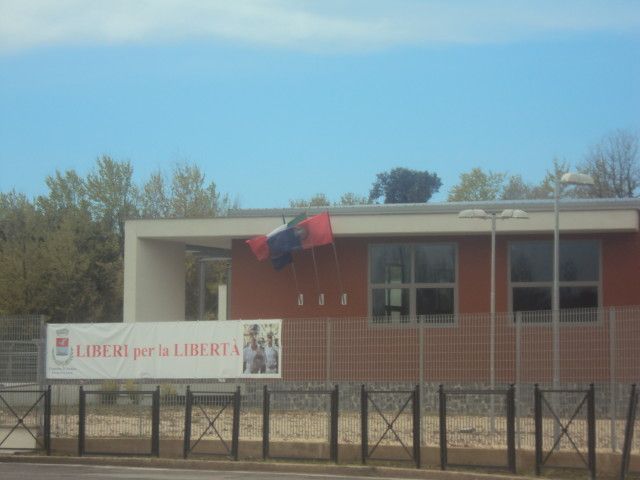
left=370, top=244, right=456, bottom=323
left=509, top=240, right=600, bottom=318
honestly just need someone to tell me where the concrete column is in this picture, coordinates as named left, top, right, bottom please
left=124, top=229, right=185, bottom=323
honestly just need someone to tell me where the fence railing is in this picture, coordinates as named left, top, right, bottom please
left=2, top=306, right=640, bottom=467
left=534, top=384, right=596, bottom=479
left=3, top=382, right=638, bottom=477
left=263, top=385, right=338, bottom=462
left=183, top=386, right=240, bottom=460
left=78, top=386, right=160, bottom=457
left=439, top=384, right=515, bottom=473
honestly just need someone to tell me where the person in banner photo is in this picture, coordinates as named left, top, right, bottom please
left=243, top=324, right=265, bottom=374
left=264, top=331, right=279, bottom=374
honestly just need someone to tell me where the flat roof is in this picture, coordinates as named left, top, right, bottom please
left=124, top=198, right=640, bottom=250
left=228, top=198, right=640, bottom=218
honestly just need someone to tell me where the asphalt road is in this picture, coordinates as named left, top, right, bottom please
left=0, top=462, right=419, bottom=480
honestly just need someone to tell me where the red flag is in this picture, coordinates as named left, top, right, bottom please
left=246, top=235, right=269, bottom=261
left=245, top=212, right=333, bottom=263
left=297, top=212, right=334, bottom=249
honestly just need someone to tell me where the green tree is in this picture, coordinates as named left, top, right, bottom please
left=0, top=191, right=45, bottom=315
left=337, top=192, right=370, bottom=205
left=169, top=162, right=224, bottom=218
left=139, top=171, right=170, bottom=219
left=38, top=170, right=89, bottom=222
left=86, top=156, right=138, bottom=256
left=289, top=193, right=331, bottom=208
left=500, top=175, right=535, bottom=200
left=32, top=166, right=123, bottom=323
left=578, top=129, right=639, bottom=198
left=36, top=213, right=121, bottom=322
left=369, top=167, right=442, bottom=204
left=288, top=192, right=371, bottom=207
left=448, top=168, right=506, bottom=202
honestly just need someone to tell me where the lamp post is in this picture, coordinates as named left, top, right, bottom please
left=552, top=173, right=594, bottom=388
left=459, top=208, right=528, bottom=394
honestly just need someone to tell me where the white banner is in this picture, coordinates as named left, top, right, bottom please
left=46, top=320, right=282, bottom=380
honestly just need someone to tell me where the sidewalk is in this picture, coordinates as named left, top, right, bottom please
left=0, top=454, right=532, bottom=480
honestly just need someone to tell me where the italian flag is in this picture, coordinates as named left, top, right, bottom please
left=246, top=212, right=334, bottom=269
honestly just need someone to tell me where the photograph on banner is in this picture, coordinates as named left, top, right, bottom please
left=241, top=320, right=281, bottom=377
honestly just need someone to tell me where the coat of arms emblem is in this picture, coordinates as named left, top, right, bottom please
left=52, top=328, right=73, bottom=366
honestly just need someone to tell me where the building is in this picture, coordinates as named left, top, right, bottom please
left=124, top=198, right=639, bottom=323
left=123, top=198, right=640, bottom=384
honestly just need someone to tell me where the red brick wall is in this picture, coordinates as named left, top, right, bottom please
left=230, top=231, right=640, bottom=319
left=230, top=231, right=639, bottom=383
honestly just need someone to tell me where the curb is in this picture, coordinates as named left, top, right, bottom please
left=0, top=454, right=532, bottom=480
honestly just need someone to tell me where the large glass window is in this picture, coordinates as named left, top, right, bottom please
left=509, top=240, right=600, bottom=317
left=370, top=243, right=456, bottom=323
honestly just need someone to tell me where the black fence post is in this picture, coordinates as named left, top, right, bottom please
left=439, top=384, right=447, bottom=470
left=330, top=384, right=339, bottom=464
left=534, top=384, right=542, bottom=476
left=183, top=386, right=192, bottom=459
left=231, top=386, right=241, bottom=461
left=413, top=384, right=421, bottom=469
left=587, top=383, right=596, bottom=480
left=151, top=386, right=160, bottom=457
left=507, top=384, right=516, bottom=473
left=44, top=385, right=51, bottom=456
left=262, top=385, right=269, bottom=460
left=361, top=384, right=368, bottom=465
left=78, top=386, right=85, bottom=457
left=620, top=384, right=638, bottom=480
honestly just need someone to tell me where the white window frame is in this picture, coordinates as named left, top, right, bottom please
left=368, top=242, right=458, bottom=325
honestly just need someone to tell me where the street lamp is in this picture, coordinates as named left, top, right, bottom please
left=459, top=208, right=529, bottom=394
left=552, top=173, right=594, bottom=388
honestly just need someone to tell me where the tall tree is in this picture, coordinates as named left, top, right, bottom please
left=0, top=191, right=45, bottom=316
left=289, top=192, right=372, bottom=207
left=38, top=170, right=89, bottom=221
left=447, top=162, right=581, bottom=202
left=448, top=168, right=505, bottom=202
left=578, top=130, right=639, bottom=198
left=139, top=171, right=170, bottom=219
left=500, top=174, right=535, bottom=200
left=338, top=192, right=370, bottom=205
left=289, top=193, right=331, bottom=208
left=169, top=162, right=221, bottom=218
left=369, top=167, right=442, bottom=204
left=86, top=156, right=138, bottom=256
left=33, top=166, right=123, bottom=322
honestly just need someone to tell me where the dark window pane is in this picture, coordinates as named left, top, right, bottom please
left=370, top=245, right=411, bottom=283
left=372, top=288, right=410, bottom=318
left=416, top=288, right=454, bottom=315
left=560, top=241, right=599, bottom=281
left=513, top=287, right=552, bottom=311
left=415, top=245, right=455, bottom=283
left=560, top=286, right=598, bottom=309
left=510, top=242, right=552, bottom=282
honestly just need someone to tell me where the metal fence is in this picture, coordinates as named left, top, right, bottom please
left=1, top=307, right=639, bottom=462
left=0, top=315, right=44, bottom=384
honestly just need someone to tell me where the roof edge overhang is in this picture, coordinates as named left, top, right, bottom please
left=227, top=198, right=640, bottom=218
left=124, top=198, right=640, bottom=250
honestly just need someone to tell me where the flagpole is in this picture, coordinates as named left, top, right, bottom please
left=289, top=262, right=303, bottom=306
left=331, top=242, right=347, bottom=305
left=310, top=247, right=324, bottom=305
left=282, top=212, right=304, bottom=306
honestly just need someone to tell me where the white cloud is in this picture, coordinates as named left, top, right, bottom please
left=1, top=0, right=639, bottom=54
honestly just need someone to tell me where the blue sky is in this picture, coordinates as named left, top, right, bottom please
left=1, top=1, right=639, bottom=207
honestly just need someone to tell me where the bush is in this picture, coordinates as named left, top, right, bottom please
left=100, top=380, right=119, bottom=405
left=123, top=379, right=140, bottom=405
